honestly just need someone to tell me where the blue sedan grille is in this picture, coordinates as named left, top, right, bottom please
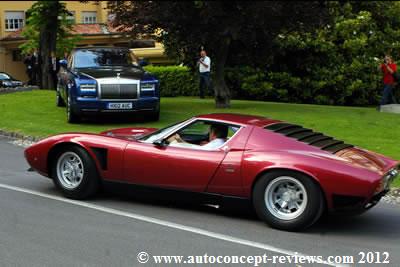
left=100, top=84, right=138, bottom=99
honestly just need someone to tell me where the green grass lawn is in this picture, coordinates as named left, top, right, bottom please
left=1, top=90, right=399, bottom=187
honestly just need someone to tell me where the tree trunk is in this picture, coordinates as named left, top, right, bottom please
left=213, top=37, right=231, bottom=108
left=39, top=1, right=59, bottom=90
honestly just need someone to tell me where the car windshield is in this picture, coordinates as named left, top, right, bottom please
left=73, top=49, right=139, bottom=68
left=0, top=73, right=11, bottom=80
left=139, top=120, right=187, bottom=143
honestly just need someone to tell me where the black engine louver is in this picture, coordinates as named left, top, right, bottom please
left=264, top=123, right=353, bottom=154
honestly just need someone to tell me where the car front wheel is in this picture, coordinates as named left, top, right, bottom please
left=51, top=146, right=99, bottom=199
left=67, top=94, right=80, bottom=123
left=252, top=170, right=324, bottom=231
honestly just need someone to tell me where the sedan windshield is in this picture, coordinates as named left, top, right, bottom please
left=0, top=73, right=11, bottom=80
left=73, top=49, right=138, bottom=68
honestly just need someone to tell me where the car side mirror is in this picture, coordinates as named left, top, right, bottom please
left=153, top=139, right=168, bottom=147
left=59, top=59, right=68, bottom=69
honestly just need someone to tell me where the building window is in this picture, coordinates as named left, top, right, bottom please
left=81, top=11, right=97, bottom=24
left=66, top=11, right=76, bottom=23
left=5, top=11, right=25, bottom=31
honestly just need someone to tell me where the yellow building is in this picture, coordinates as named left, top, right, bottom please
left=0, top=1, right=170, bottom=82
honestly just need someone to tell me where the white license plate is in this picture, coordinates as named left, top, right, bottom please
left=107, top=103, right=133, bottom=109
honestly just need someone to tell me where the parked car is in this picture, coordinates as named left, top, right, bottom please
left=57, top=47, right=160, bottom=123
left=24, top=113, right=399, bottom=231
left=0, top=72, right=24, bottom=88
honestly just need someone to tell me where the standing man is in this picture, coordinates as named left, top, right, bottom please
left=23, top=53, right=34, bottom=85
left=197, top=49, right=211, bottom=99
left=379, top=55, right=397, bottom=108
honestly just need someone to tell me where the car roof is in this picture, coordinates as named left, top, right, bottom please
left=195, top=113, right=281, bottom=127
left=72, top=46, right=130, bottom=52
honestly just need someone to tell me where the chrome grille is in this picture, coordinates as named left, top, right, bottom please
left=100, top=84, right=138, bottom=99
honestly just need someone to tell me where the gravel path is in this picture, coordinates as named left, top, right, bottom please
left=0, top=86, right=39, bottom=95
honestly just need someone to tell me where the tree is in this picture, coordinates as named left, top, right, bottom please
left=265, top=1, right=400, bottom=105
left=108, top=1, right=327, bottom=108
left=20, top=1, right=78, bottom=89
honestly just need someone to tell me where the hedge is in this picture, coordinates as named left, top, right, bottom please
left=145, top=65, right=398, bottom=105
left=144, top=66, right=198, bottom=97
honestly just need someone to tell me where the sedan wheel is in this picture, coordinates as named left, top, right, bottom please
left=52, top=146, right=99, bottom=199
left=56, top=85, right=65, bottom=107
left=67, top=94, right=80, bottom=123
left=253, top=170, right=324, bottom=231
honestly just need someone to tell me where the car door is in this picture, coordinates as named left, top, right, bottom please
left=123, top=142, right=226, bottom=192
left=122, top=120, right=228, bottom=192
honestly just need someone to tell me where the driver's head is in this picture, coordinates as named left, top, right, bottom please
left=209, top=124, right=228, bottom=141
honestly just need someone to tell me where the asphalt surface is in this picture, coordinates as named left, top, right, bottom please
left=0, top=136, right=399, bottom=267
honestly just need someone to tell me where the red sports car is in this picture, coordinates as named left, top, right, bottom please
left=24, top=113, right=399, bottom=230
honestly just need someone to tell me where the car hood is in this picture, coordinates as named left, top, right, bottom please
left=335, top=147, right=399, bottom=175
left=99, top=127, right=158, bottom=141
left=77, top=66, right=145, bottom=80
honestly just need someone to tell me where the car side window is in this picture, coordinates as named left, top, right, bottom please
left=167, top=120, right=242, bottom=150
left=179, top=121, right=209, bottom=136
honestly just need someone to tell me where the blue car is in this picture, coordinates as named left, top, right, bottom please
left=57, top=47, right=160, bottom=123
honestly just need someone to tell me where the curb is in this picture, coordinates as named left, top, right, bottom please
left=0, top=86, right=39, bottom=95
left=0, top=129, right=42, bottom=143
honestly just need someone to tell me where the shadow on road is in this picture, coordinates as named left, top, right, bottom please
left=96, top=183, right=400, bottom=237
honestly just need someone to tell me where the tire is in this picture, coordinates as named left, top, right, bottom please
left=252, top=170, right=324, bottom=231
left=51, top=146, right=100, bottom=199
left=56, top=91, right=65, bottom=107
left=67, top=94, right=80, bottom=123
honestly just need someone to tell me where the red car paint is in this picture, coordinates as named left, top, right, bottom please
left=24, top=113, right=399, bottom=212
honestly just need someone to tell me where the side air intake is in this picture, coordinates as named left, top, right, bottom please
left=264, top=123, right=353, bottom=154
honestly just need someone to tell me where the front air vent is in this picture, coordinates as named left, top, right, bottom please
left=265, top=123, right=353, bottom=154
left=90, top=147, right=108, bottom=170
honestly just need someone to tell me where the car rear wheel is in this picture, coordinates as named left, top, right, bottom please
left=51, top=146, right=99, bottom=199
left=252, top=170, right=324, bottom=231
left=67, top=94, right=80, bottom=123
left=56, top=86, right=65, bottom=107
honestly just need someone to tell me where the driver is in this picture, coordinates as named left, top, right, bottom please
left=167, top=124, right=228, bottom=150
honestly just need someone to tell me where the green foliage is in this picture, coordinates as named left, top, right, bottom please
left=266, top=1, right=400, bottom=105
left=144, top=66, right=198, bottom=96
left=19, top=1, right=81, bottom=57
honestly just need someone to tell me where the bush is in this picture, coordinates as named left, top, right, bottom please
left=144, top=66, right=198, bottom=96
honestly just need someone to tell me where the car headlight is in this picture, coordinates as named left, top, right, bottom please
left=376, top=167, right=399, bottom=193
left=3, top=81, right=12, bottom=86
left=140, top=83, right=155, bottom=92
left=79, top=84, right=97, bottom=92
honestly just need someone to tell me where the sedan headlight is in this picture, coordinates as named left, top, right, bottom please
left=140, top=83, right=155, bottom=92
left=80, top=84, right=97, bottom=92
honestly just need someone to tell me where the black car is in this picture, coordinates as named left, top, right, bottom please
left=57, top=47, right=160, bottom=123
left=0, top=72, right=24, bottom=88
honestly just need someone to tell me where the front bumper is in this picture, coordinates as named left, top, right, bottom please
left=72, top=97, right=160, bottom=113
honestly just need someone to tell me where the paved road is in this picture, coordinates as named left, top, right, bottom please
left=0, top=136, right=399, bottom=267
